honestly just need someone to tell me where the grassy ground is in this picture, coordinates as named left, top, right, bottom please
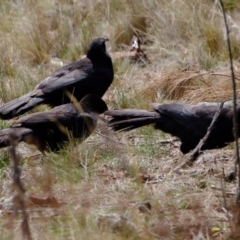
left=0, top=0, right=240, bottom=239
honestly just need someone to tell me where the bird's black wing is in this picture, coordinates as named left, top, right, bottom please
left=14, top=104, right=77, bottom=127
left=32, top=69, right=90, bottom=97
left=13, top=102, right=96, bottom=131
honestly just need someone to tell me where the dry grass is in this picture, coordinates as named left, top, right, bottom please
left=140, top=69, right=240, bottom=104
left=0, top=0, right=240, bottom=239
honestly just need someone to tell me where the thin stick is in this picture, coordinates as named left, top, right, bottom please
left=174, top=102, right=224, bottom=171
left=9, top=136, right=32, bottom=240
left=207, top=72, right=240, bottom=81
left=219, top=0, right=240, bottom=204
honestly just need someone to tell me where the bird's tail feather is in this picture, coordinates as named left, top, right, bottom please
left=0, top=93, right=44, bottom=119
left=105, top=109, right=160, bottom=131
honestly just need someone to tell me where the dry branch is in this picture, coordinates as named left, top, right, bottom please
left=219, top=0, right=240, bottom=205
left=9, top=136, right=32, bottom=240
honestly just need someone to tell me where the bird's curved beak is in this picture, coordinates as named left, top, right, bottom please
left=104, top=38, right=109, bottom=42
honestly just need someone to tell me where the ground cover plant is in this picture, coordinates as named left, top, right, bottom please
left=0, top=0, right=240, bottom=239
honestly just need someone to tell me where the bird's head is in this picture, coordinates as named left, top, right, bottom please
left=87, top=38, right=110, bottom=60
left=80, top=94, right=108, bottom=114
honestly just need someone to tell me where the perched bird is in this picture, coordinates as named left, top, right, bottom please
left=105, top=102, right=240, bottom=154
left=0, top=94, right=108, bottom=152
left=0, top=38, right=113, bottom=119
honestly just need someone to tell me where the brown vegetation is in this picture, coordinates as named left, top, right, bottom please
left=0, top=0, right=240, bottom=239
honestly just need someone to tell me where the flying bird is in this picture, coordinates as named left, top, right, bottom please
left=105, top=102, right=239, bottom=154
left=0, top=94, right=108, bottom=152
left=0, top=38, right=113, bottom=119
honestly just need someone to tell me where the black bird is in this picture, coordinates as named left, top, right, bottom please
left=0, top=38, right=113, bottom=119
left=0, top=94, right=108, bottom=152
left=105, top=102, right=240, bottom=154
